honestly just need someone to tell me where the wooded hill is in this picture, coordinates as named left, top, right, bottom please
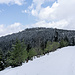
left=0, top=27, right=75, bottom=53
left=0, top=27, right=75, bottom=71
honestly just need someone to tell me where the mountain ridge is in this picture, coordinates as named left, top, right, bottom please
left=0, top=27, right=75, bottom=52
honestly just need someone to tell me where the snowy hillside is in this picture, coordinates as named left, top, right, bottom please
left=0, top=46, right=75, bottom=75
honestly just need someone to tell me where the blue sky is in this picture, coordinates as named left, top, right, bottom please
left=0, top=0, right=56, bottom=25
left=0, top=0, right=75, bottom=36
left=0, top=0, right=34, bottom=25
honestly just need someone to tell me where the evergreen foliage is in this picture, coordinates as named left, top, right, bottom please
left=54, top=29, right=58, bottom=42
left=44, top=41, right=52, bottom=53
left=6, top=50, right=13, bottom=67
left=51, top=42, right=60, bottom=51
left=71, top=37, right=74, bottom=46
left=44, top=41, right=60, bottom=53
left=6, top=40, right=28, bottom=67
left=1, top=28, right=75, bottom=71
left=0, top=49, right=5, bottom=71
left=28, top=48, right=37, bottom=60
left=0, top=38, right=71, bottom=70
left=60, top=40, right=68, bottom=47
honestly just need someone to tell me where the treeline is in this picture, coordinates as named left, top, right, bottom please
left=0, top=39, right=69, bottom=71
left=0, top=28, right=75, bottom=53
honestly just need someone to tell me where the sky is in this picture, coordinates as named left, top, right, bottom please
left=0, top=0, right=75, bottom=36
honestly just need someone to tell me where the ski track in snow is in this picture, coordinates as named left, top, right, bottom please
left=0, top=46, right=75, bottom=75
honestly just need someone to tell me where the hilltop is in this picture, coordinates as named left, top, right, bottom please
left=0, top=28, right=75, bottom=52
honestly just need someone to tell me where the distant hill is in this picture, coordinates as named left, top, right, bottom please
left=0, top=27, right=75, bottom=53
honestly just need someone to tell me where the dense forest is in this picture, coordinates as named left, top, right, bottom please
left=0, top=27, right=75, bottom=71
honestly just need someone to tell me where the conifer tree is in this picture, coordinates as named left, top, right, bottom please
left=72, top=37, right=74, bottom=46
left=28, top=48, right=37, bottom=60
left=10, top=40, right=27, bottom=67
left=54, top=29, right=58, bottom=42
left=0, top=49, right=5, bottom=71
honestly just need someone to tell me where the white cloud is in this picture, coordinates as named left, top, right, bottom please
left=0, top=0, right=25, bottom=5
left=31, top=19, right=69, bottom=29
left=25, top=0, right=54, bottom=15
left=38, top=2, right=58, bottom=21
left=25, top=0, right=75, bottom=30
left=27, top=0, right=58, bottom=19
left=0, top=23, right=26, bottom=37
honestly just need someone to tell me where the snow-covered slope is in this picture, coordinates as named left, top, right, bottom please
left=0, top=46, right=75, bottom=75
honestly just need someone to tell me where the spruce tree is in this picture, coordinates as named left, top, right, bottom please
left=28, top=48, right=37, bottom=60
left=10, top=40, right=27, bottom=67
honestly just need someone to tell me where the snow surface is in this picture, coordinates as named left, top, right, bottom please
left=0, top=46, right=75, bottom=75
